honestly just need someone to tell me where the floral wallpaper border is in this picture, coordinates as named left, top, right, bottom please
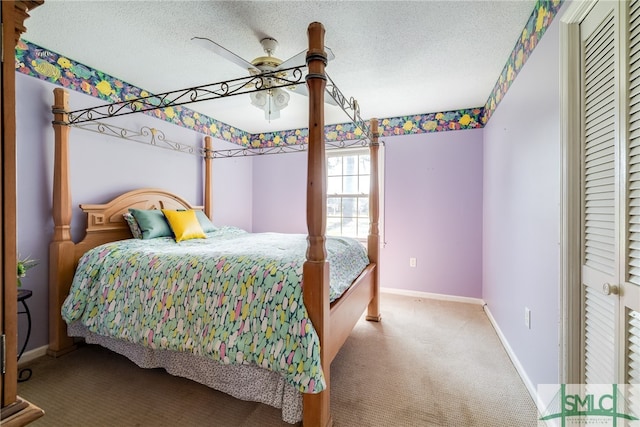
left=481, top=0, right=564, bottom=124
left=16, top=0, right=562, bottom=148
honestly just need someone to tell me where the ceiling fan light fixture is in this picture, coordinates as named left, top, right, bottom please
left=250, top=88, right=290, bottom=121
left=271, top=88, right=290, bottom=109
left=250, top=91, right=267, bottom=108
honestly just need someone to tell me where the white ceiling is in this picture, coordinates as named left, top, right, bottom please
left=23, top=0, right=537, bottom=134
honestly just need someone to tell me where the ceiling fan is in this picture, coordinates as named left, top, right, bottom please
left=191, top=36, right=337, bottom=120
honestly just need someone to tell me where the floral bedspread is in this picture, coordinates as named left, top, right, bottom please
left=61, top=226, right=369, bottom=393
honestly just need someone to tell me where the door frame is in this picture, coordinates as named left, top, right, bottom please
left=1, top=1, right=44, bottom=425
left=559, top=0, right=597, bottom=386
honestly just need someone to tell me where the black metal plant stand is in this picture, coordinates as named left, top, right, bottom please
left=17, top=288, right=33, bottom=382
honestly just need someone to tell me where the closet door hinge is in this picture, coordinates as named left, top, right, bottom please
left=1, top=334, right=5, bottom=374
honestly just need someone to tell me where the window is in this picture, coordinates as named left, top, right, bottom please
left=327, top=148, right=370, bottom=239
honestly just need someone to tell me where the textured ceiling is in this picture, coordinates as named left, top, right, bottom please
left=23, top=0, right=537, bottom=134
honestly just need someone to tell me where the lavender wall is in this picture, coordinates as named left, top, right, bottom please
left=252, top=129, right=484, bottom=298
left=211, top=147, right=253, bottom=231
left=382, top=130, right=483, bottom=297
left=482, top=7, right=564, bottom=389
left=252, top=151, right=307, bottom=233
left=15, top=73, right=252, bottom=351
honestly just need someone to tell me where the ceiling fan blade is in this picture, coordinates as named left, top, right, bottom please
left=277, top=46, right=336, bottom=71
left=277, top=50, right=306, bottom=70
left=191, top=37, right=259, bottom=73
left=288, top=83, right=339, bottom=106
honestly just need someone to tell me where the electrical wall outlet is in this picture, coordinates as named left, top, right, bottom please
left=409, top=257, right=417, bottom=268
left=525, top=307, right=531, bottom=329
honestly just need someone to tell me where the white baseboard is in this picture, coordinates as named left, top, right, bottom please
left=482, top=305, right=541, bottom=410
left=380, top=287, right=485, bottom=305
left=17, top=345, right=48, bottom=367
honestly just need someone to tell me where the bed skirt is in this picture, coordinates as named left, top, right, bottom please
left=67, top=322, right=303, bottom=423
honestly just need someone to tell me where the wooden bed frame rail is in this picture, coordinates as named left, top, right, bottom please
left=48, top=22, right=380, bottom=427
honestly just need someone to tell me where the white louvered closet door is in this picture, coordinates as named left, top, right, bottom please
left=580, top=0, right=620, bottom=386
left=624, top=0, right=640, bottom=414
left=581, top=1, right=640, bottom=403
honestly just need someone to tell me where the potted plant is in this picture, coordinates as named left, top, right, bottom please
left=17, top=255, right=37, bottom=287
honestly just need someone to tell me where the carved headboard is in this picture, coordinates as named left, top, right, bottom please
left=73, top=188, right=203, bottom=260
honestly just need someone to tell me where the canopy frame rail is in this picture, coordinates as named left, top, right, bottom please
left=212, top=137, right=381, bottom=158
left=66, top=119, right=379, bottom=160
left=326, top=72, right=370, bottom=140
left=60, top=65, right=308, bottom=125
left=71, top=121, right=207, bottom=157
left=53, top=57, right=376, bottom=159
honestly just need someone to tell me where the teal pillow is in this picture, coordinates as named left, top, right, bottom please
left=194, top=210, right=216, bottom=233
left=129, top=208, right=173, bottom=239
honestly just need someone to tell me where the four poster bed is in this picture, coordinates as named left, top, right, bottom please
left=48, top=22, right=381, bottom=426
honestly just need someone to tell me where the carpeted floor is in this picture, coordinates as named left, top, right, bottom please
left=17, top=293, right=539, bottom=426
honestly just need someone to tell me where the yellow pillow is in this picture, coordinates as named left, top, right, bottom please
left=161, top=209, right=206, bottom=242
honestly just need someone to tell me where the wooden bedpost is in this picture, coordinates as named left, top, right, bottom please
left=203, top=135, right=213, bottom=219
left=48, top=88, right=77, bottom=356
left=366, top=119, right=382, bottom=322
left=303, top=22, right=332, bottom=427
